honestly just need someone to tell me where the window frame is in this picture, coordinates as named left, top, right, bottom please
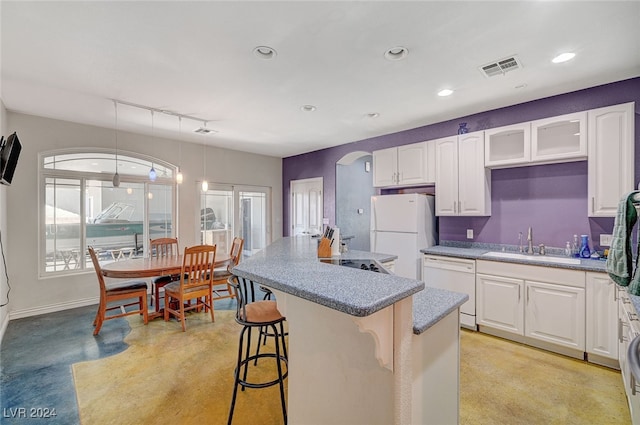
left=38, top=148, right=177, bottom=278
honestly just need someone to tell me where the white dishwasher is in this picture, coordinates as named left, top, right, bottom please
left=423, top=254, right=476, bottom=330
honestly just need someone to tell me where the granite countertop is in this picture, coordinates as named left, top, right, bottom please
left=421, top=242, right=608, bottom=273
left=232, top=236, right=468, bottom=334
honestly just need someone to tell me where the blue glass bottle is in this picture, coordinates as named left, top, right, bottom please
left=579, top=234, right=591, bottom=258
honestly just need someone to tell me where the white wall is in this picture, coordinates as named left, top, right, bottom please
left=0, top=100, right=9, bottom=340
left=4, top=112, right=282, bottom=319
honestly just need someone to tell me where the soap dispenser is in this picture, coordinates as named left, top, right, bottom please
left=579, top=234, right=591, bottom=258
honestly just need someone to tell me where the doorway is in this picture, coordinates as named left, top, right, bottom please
left=290, top=177, right=324, bottom=236
left=336, top=152, right=374, bottom=251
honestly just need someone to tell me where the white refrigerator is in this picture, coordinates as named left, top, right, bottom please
left=370, top=193, right=437, bottom=279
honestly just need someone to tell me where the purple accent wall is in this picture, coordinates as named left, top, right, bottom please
left=283, top=77, right=640, bottom=249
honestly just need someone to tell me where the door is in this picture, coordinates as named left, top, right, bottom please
left=371, top=194, right=420, bottom=233
left=434, top=136, right=458, bottom=216
left=370, top=231, right=419, bottom=279
left=290, top=177, right=323, bottom=236
left=372, top=147, right=397, bottom=187
left=397, top=142, right=428, bottom=185
left=200, top=185, right=271, bottom=256
left=476, top=273, right=524, bottom=334
left=525, top=280, right=585, bottom=350
left=458, top=131, right=491, bottom=216
left=586, top=273, right=618, bottom=361
left=237, top=188, right=270, bottom=255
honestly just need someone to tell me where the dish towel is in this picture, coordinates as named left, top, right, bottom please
left=607, top=191, right=640, bottom=294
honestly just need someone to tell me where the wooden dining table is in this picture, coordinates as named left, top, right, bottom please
left=101, top=252, right=231, bottom=319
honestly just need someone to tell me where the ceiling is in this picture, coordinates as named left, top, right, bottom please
left=1, top=1, right=639, bottom=158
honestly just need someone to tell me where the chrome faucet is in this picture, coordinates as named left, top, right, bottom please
left=527, top=227, right=534, bottom=254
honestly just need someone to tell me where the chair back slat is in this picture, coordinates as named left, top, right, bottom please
left=150, top=237, right=179, bottom=258
left=180, top=244, right=216, bottom=291
left=88, top=246, right=106, bottom=293
left=227, top=237, right=244, bottom=273
left=229, top=275, right=262, bottom=323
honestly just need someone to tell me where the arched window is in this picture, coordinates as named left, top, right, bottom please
left=40, top=149, right=176, bottom=276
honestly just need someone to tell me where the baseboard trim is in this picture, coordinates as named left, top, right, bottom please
left=9, top=297, right=99, bottom=320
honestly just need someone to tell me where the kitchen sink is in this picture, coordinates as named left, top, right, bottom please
left=481, top=251, right=582, bottom=265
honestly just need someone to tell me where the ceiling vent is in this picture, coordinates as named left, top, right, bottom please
left=193, top=127, right=217, bottom=135
left=480, top=55, right=523, bottom=78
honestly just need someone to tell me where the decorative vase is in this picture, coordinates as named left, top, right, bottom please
left=458, top=123, right=469, bottom=134
left=579, top=234, right=591, bottom=258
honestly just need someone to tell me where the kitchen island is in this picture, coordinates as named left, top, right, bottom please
left=232, top=236, right=468, bottom=425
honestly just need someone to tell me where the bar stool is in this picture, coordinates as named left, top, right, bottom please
left=227, top=275, right=288, bottom=425
left=256, top=286, right=288, bottom=364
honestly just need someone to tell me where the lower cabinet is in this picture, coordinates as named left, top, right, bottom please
left=476, top=273, right=523, bottom=334
left=525, top=280, right=585, bottom=351
left=476, top=260, right=586, bottom=358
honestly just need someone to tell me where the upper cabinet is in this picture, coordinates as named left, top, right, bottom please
left=587, top=102, right=635, bottom=217
left=484, top=122, right=531, bottom=168
left=485, top=111, right=587, bottom=169
left=435, top=131, right=491, bottom=216
left=373, top=141, right=434, bottom=187
left=531, top=111, right=587, bottom=163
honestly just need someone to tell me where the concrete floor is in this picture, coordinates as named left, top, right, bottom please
left=0, top=304, right=632, bottom=424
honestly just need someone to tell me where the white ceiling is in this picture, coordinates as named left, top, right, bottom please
left=1, top=1, right=639, bottom=158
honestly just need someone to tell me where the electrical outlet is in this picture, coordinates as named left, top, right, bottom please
left=600, top=234, right=612, bottom=247
left=466, top=229, right=473, bottom=239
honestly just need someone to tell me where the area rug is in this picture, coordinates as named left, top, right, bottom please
left=72, top=310, right=287, bottom=425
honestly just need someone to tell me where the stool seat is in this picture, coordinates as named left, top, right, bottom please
left=242, top=300, right=283, bottom=323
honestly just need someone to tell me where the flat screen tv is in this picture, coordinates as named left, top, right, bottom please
left=0, top=132, right=22, bottom=185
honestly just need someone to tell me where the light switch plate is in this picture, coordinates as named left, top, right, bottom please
left=467, top=229, right=473, bottom=239
left=322, top=218, right=330, bottom=225
left=600, top=234, right=612, bottom=247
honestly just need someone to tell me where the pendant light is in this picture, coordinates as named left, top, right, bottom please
left=112, top=100, right=120, bottom=187
left=201, top=121, right=208, bottom=192
left=148, top=110, right=157, bottom=182
left=176, top=116, right=183, bottom=184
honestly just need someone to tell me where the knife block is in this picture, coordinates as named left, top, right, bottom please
left=317, top=237, right=332, bottom=258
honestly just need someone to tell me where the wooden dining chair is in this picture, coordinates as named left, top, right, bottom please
left=163, top=244, right=217, bottom=331
left=212, top=237, right=244, bottom=301
left=88, top=246, right=148, bottom=336
left=149, top=237, right=179, bottom=309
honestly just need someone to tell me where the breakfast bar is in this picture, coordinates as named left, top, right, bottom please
left=232, top=236, right=468, bottom=425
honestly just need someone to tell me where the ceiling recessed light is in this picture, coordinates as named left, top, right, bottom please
left=437, top=89, right=453, bottom=97
left=253, top=46, right=277, bottom=60
left=384, top=46, right=409, bottom=61
left=515, top=84, right=527, bottom=89
left=301, top=105, right=316, bottom=112
left=552, top=52, right=575, bottom=64
left=367, top=112, right=380, bottom=118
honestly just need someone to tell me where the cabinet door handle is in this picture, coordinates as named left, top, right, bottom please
left=592, top=197, right=595, bottom=213
left=620, top=318, right=624, bottom=343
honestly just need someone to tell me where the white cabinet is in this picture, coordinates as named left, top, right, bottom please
left=476, top=273, right=524, bottom=334
left=373, top=141, right=434, bottom=187
left=531, top=111, right=587, bottom=163
left=588, top=102, right=635, bottom=217
left=586, top=272, right=619, bottom=366
left=372, top=147, right=397, bottom=187
left=484, top=122, right=531, bottom=168
left=484, top=111, right=587, bottom=169
left=525, top=280, right=585, bottom=351
left=476, top=260, right=586, bottom=357
left=434, top=131, right=491, bottom=216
